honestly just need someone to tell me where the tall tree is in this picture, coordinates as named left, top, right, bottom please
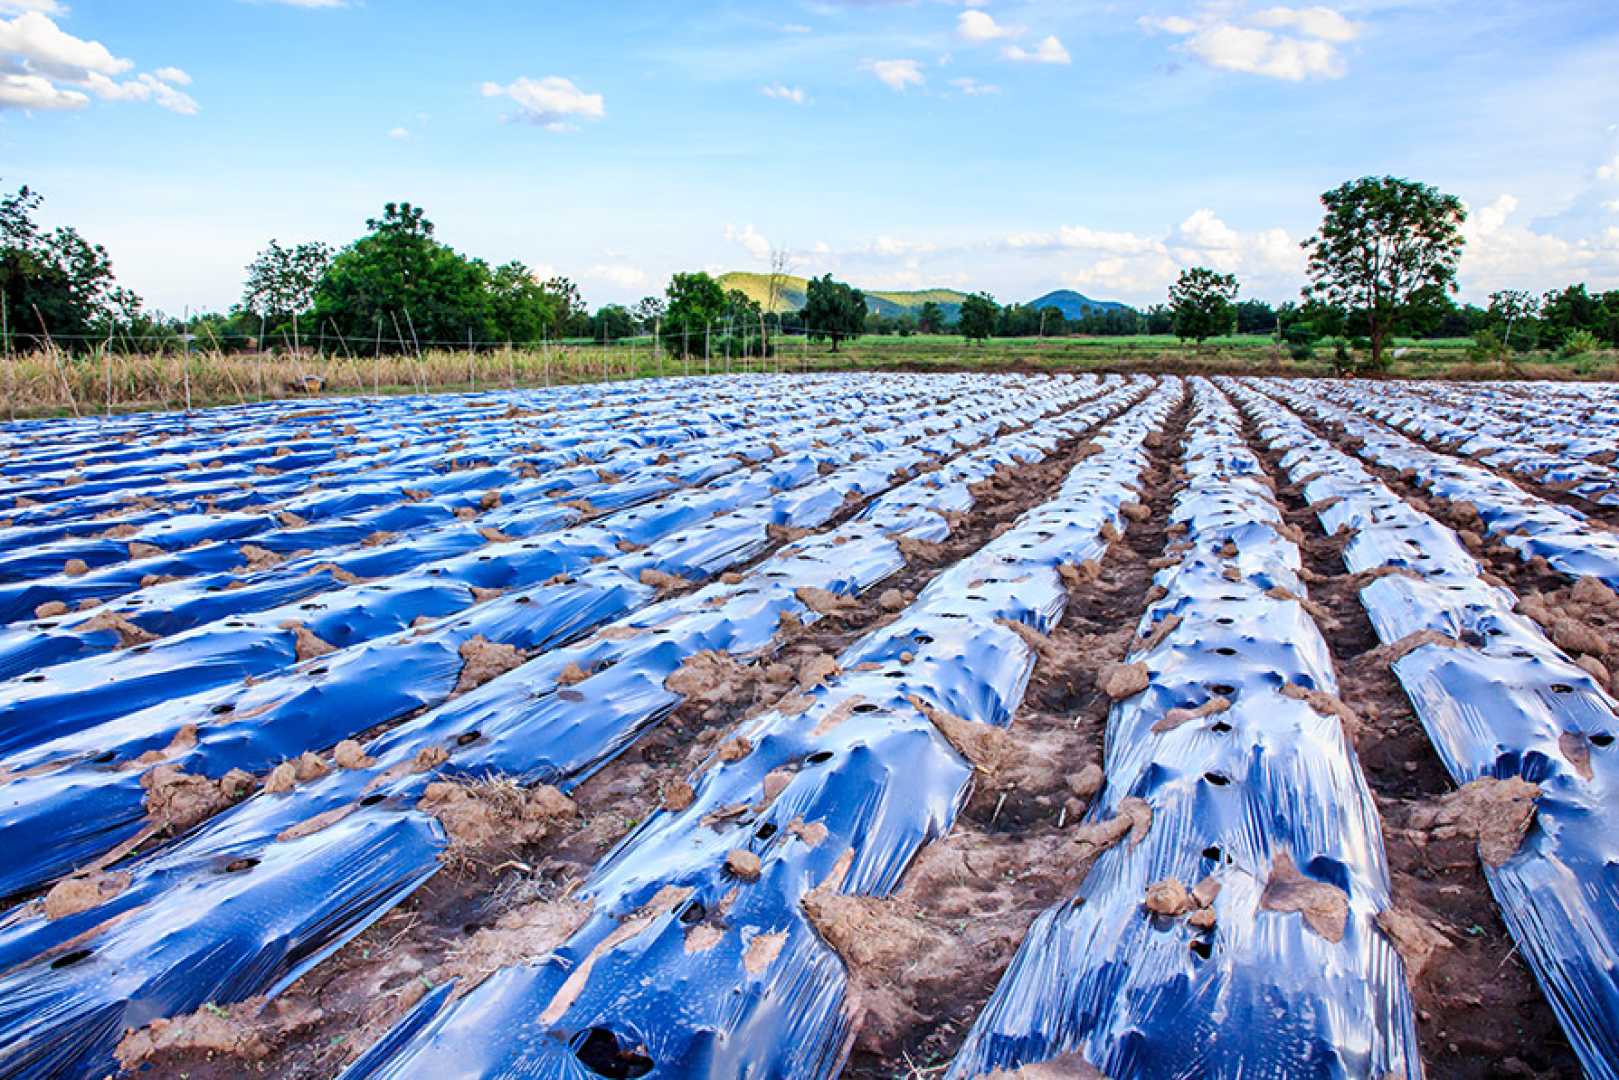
left=662, top=271, right=727, bottom=358
left=1301, top=176, right=1466, bottom=369
left=240, top=240, right=332, bottom=333
left=313, top=202, right=493, bottom=351
left=957, top=292, right=999, bottom=343
left=1487, top=289, right=1540, bottom=352
left=486, top=261, right=557, bottom=344
left=1, top=182, right=139, bottom=351
left=542, top=276, right=590, bottom=337
left=1169, top=267, right=1239, bottom=344
left=802, top=274, right=867, bottom=352
left=917, top=300, right=944, bottom=335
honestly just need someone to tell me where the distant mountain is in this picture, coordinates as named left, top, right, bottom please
left=717, top=274, right=1125, bottom=323
left=717, top=272, right=970, bottom=320
left=1025, top=290, right=1127, bottom=319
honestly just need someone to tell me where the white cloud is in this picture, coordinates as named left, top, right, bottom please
left=1140, top=5, right=1356, bottom=81
left=725, top=223, right=771, bottom=261
left=1250, top=5, right=1359, bottom=43
left=481, top=75, right=604, bottom=131
left=0, top=0, right=65, bottom=13
left=388, top=125, right=409, bottom=139
left=957, top=10, right=1020, bottom=43
left=83, top=70, right=199, bottom=114
left=949, top=76, right=1000, bottom=96
left=0, top=10, right=129, bottom=80
left=1003, top=225, right=1163, bottom=256
left=256, top=0, right=349, bottom=7
left=864, top=58, right=923, bottom=91
left=781, top=23, right=812, bottom=34
left=0, top=11, right=197, bottom=113
left=1599, top=154, right=1619, bottom=181
left=762, top=82, right=808, bottom=104
left=587, top=264, right=648, bottom=289
left=0, top=69, right=83, bottom=108
left=1001, top=35, right=1070, bottom=65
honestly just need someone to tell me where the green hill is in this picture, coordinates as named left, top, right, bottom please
left=717, top=272, right=971, bottom=320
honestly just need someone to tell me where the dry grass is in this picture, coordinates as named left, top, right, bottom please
left=0, top=344, right=708, bottom=418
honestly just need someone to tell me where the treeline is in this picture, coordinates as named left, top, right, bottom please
left=6, top=176, right=1619, bottom=366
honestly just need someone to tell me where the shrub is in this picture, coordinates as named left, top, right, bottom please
left=1560, top=329, right=1600, bottom=359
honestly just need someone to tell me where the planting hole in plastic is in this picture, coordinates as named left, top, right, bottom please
left=50, top=949, right=92, bottom=970
left=1204, top=772, right=1231, bottom=787
left=573, top=1027, right=654, bottom=1078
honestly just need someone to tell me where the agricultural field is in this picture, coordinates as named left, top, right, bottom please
left=0, top=372, right=1615, bottom=1079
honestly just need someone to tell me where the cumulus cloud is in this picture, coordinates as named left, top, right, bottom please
left=957, top=10, right=1020, bottom=43
left=0, top=0, right=66, bottom=13
left=762, top=82, right=808, bottom=104
left=725, top=223, right=772, bottom=261
left=1002, top=35, right=1070, bottom=65
left=0, top=70, right=83, bottom=109
left=0, top=10, right=129, bottom=80
left=864, top=58, right=923, bottom=91
left=481, top=75, right=604, bottom=131
left=1140, top=4, right=1358, bottom=81
left=1457, top=193, right=1619, bottom=295
left=0, top=11, right=197, bottom=113
left=999, top=208, right=1305, bottom=301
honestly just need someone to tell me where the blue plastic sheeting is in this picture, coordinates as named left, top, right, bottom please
left=0, top=392, right=963, bottom=761
left=1316, top=380, right=1619, bottom=509
left=0, top=380, right=1066, bottom=901
left=1235, top=378, right=1619, bottom=1080
left=0, top=379, right=856, bottom=627
left=336, top=380, right=1179, bottom=1080
left=0, top=374, right=836, bottom=603
left=950, top=378, right=1420, bottom=1080
left=0, top=375, right=1126, bottom=1078
left=1272, top=381, right=1619, bottom=598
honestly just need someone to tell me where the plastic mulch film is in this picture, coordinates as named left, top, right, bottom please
left=0, top=378, right=1095, bottom=903
left=332, top=380, right=1180, bottom=1080
left=0, top=376, right=1129, bottom=1078
left=948, top=378, right=1421, bottom=1080
left=1277, top=381, right=1619, bottom=596
left=1316, top=379, right=1619, bottom=509
left=1236, top=378, right=1619, bottom=1080
left=0, top=383, right=974, bottom=761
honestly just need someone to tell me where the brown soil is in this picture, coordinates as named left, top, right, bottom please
left=841, top=390, right=1190, bottom=1077
left=1246, top=405, right=1582, bottom=1079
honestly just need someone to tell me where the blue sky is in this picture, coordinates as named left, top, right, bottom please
left=3, top=0, right=1618, bottom=314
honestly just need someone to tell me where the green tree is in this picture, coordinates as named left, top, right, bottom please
left=1302, top=176, right=1466, bottom=369
left=542, top=276, right=590, bottom=337
left=917, top=300, right=945, bottom=334
left=1234, top=299, right=1277, bottom=334
left=1487, top=289, right=1540, bottom=353
left=957, top=292, right=999, bottom=343
left=591, top=304, right=636, bottom=342
left=1169, top=267, right=1239, bottom=344
left=240, top=240, right=331, bottom=339
left=486, top=261, right=557, bottom=344
left=802, top=274, right=867, bottom=351
left=313, top=202, right=493, bottom=351
left=663, top=271, right=727, bottom=358
left=1, top=182, right=140, bottom=352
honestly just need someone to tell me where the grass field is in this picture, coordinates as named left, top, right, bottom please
left=1, top=332, right=1614, bottom=418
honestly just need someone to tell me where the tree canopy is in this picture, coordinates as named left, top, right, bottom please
left=1169, top=267, right=1239, bottom=344
left=2, top=183, right=139, bottom=351
left=1302, top=176, right=1466, bottom=368
left=803, top=274, right=867, bottom=351
left=957, top=292, right=999, bottom=343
